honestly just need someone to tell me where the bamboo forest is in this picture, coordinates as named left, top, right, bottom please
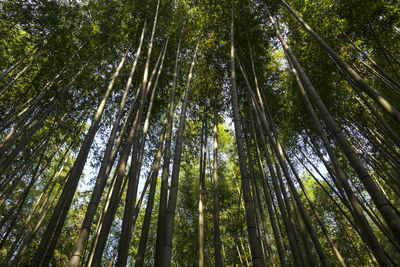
left=1, top=0, right=400, bottom=266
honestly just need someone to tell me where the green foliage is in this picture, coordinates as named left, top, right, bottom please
left=1, top=0, right=400, bottom=265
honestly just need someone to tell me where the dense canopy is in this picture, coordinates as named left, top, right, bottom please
left=1, top=0, right=400, bottom=266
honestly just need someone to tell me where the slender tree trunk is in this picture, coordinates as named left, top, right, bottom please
left=0, top=97, right=58, bottom=172
left=5, top=148, right=71, bottom=262
left=90, top=110, right=142, bottom=267
left=240, top=237, right=250, bottom=267
left=116, top=18, right=165, bottom=264
left=252, top=105, right=302, bottom=266
left=354, top=92, right=400, bottom=151
left=154, top=28, right=183, bottom=266
left=229, top=3, right=265, bottom=266
left=1, top=67, right=63, bottom=133
left=135, top=122, right=167, bottom=266
left=280, top=0, right=400, bottom=123
left=243, top=126, right=273, bottom=266
left=68, top=22, right=146, bottom=267
left=303, top=137, right=396, bottom=263
left=85, top=168, right=121, bottom=266
left=290, top=191, right=315, bottom=267
left=10, top=171, right=66, bottom=266
left=1, top=44, right=93, bottom=133
left=266, top=5, right=398, bottom=263
left=367, top=20, right=400, bottom=75
left=236, top=243, right=244, bottom=267
left=89, top=42, right=165, bottom=264
left=212, top=94, right=223, bottom=267
left=294, top=148, right=365, bottom=237
left=270, top=151, right=308, bottom=267
left=0, top=134, right=49, bottom=207
left=32, top=42, right=132, bottom=266
left=159, top=42, right=199, bottom=266
left=284, top=149, right=347, bottom=266
left=0, top=52, right=40, bottom=97
left=198, top=118, right=206, bottom=267
left=312, top=0, right=400, bottom=90
left=251, top=124, right=286, bottom=267
left=280, top=25, right=391, bottom=264
left=0, top=45, right=38, bottom=84
left=83, top=92, right=138, bottom=265
left=133, top=44, right=170, bottom=267
left=238, top=54, right=302, bottom=266
left=0, top=127, right=58, bottom=225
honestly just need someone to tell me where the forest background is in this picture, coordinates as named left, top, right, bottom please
left=0, top=0, right=400, bottom=266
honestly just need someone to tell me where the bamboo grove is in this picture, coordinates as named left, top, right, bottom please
left=1, top=0, right=400, bottom=266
